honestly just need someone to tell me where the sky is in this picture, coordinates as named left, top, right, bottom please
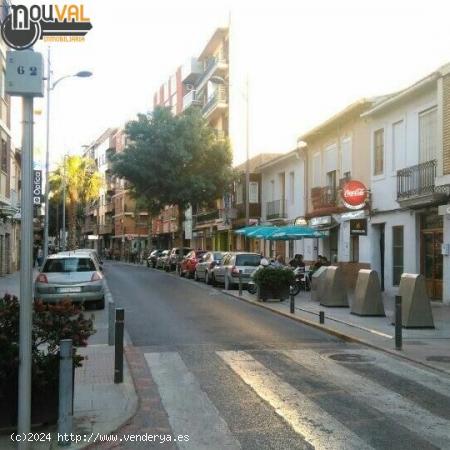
left=10, top=0, right=450, bottom=168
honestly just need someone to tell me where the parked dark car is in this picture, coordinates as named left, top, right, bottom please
left=147, top=249, right=164, bottom=268
left=195, top=251, right=224, bottom=284
left=165, top=247, right=193, bottom=272
left=155, top=250, right=170, bottom=269
left=178, top=250, right=207, bottom=278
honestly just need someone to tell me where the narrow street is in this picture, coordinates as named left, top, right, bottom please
left=103, top=261, right=450, bottom=450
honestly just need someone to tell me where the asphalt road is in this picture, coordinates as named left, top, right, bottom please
left=104, top=261, right=450, bottom=450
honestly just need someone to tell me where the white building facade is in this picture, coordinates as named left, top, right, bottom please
left=259, top=149, right=306, bottom=261
left=364, top=64, right=450, bottom=303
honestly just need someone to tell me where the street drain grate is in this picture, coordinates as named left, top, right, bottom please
left=328, top=353, right=375, bottom=363
left=426, top=356, right=450, bottom=363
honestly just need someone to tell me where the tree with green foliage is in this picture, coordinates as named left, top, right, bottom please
left=50, top=155, right=102, bottom=249
left=112, top=106, right=235, bottom=238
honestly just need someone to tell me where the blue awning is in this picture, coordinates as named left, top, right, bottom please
left=234, top=225, right=325, bottom=240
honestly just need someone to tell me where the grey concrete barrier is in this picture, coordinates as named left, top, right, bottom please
left=351, top=269, right=385, bottom=316
left=320, top=266, right=349, bottom=307
left=398, top=273, right=434, bottom=328
left=311, top=266, right=327, bottom=302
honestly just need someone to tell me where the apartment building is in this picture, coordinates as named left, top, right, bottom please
left=298, top=99, right=382, bottom=287
left=111, top=129, right=150, bottom=260
left=363, top=64, right=450, bottom=302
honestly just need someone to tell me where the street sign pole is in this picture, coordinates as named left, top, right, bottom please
left=6, top=49, right=44, bottom=449
left=18, top=95, right=34, bottom=450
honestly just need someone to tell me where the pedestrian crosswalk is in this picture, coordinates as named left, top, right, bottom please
left=143, top=347, right=450, bottom=450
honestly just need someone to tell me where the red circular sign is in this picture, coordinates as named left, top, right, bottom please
left=341, top=180, right=367, bottom=209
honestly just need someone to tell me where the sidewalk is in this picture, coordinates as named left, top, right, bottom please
left=223, top=287, right=450, bottom=375
left=0, top=272, right=138, bottom=449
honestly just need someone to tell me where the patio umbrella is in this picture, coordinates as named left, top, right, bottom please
left=267, top=226, right=326, bottom=240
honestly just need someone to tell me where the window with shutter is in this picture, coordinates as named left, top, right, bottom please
left=419, top=107, right=437, bottom=163
left=392, top=120, right=405, bottom=171
left=312, top=153, right=321, bottom=187
left=341, top=137, right=352, bottom=176
left=373, top=129, right=384, bottom=175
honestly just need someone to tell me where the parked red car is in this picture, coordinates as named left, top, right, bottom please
left=178, top=250, right=207, bottom=278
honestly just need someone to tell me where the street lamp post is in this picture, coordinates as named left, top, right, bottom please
left=43, top=47, right=92, bottom=259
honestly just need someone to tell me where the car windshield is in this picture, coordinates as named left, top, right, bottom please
left=182, top=248, right=192, bottom=256
left=213, top=252, right=223, bottom=261
left=43, top=257, right=96, bottom=273
left=236, top=254, right=261, bottom=267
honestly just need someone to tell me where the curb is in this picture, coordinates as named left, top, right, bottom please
left=220, top=289, right=450, bottom=376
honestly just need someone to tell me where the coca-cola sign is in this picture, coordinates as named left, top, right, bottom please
left=341, top=180, right=368, bottom=210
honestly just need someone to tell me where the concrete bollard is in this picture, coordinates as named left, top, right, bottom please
left=311, top=266, right=327, bottom=302
left=395, top=295, right=402, bottom=350
left=320, top=266, right=349, bottom=307
left=114, top=308, right=125, bottom=383
left=58, top=339, right=73, bottom=445
left=398, top=274, right=434, bottom=328
left=351, top=269, right=385, bottom=316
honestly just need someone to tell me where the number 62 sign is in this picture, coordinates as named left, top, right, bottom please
left=5, top=50, right=44, bottom=97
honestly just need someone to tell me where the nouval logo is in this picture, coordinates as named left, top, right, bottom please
left=1, top=3, right=92, bottom=50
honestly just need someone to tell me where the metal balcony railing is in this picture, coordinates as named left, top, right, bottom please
left=202, top=86, right=227, bottom=117
left=311, top=186, right=337, bottom=210
left=195, top=209, right=220, bottom=225
left=397, top=159, right=436, bottom=200
left=183, top=90, right=202, bottom=110
left=266, top=199, right=287, bottom=220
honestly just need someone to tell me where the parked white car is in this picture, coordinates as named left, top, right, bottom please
left=194, top=251, right=224, bottom=283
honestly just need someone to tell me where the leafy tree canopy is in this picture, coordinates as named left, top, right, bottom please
left=112, top=107, right=235, bottom=216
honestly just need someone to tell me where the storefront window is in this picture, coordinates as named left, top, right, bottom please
left=392, top=226, right=404, bottom=286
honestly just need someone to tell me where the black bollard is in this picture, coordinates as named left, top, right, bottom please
left=290, top=286, right=295, bottom=314
left=238, top=270, right=243, bottom=296
left=395, top=295, right=402, bottom=350
left=114, top=308, right=125, bottom=383
left=319, top=311, right=325, bottom=324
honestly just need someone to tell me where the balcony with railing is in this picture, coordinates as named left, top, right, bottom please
left=181, top=58, right=203, bottom=84
left=202, top=86, right=227, bottom=119
left=397, top=159, right=449, bottom=207
left=194, top=209, right=220, bottom=226
left=311, top=186, right=337, bottom=211
left=266, top=199, right=287, bottom=220
left=196, top=56, right=228, bottom=91
left=182, top=89, right=202, bottom=111
left=99, top=222, right=114, bottom=235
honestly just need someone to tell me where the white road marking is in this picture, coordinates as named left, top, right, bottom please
left=283, top=349, right=450, bottom=449
left=145, top=352, right=241, bottom=450
left=217, top=350, right=374, bottom=450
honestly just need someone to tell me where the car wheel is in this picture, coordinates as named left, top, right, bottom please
left=194, top=270, right=199, bottom=281
left=152, top=262, right=156, bottom=268
left=146, top=261, right=150, bottom=267
left=164, top=265, right=169, bottom=272
left=178, top=265, right=184, bottom=277
left=97, top=297, right=105, bottom=310
left=205, top=271, right=210, bottom=285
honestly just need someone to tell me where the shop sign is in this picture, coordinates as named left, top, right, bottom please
left=350, top=219, right=367, bottom=236
left=341, top=180, right=368, bottom=210
left=310, top=216, right=331, bottom=227
left=294, top=217, right=307, bottom=226
left=33, top=169, right=42, bottom=205
left=340, top=209, right=367, bottom=221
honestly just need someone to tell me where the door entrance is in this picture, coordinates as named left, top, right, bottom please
left=421, top=230, right=443, bottom=300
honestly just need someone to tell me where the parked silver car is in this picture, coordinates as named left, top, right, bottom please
left=155, top=250, right=170, bottom=269
left=34, top=253, right=105, bottom=309
left=212, top=252, right=261, bottom=290
left=194, top=251, right=224, bottom=284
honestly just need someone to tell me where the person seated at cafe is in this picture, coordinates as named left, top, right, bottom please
left=289, top=254, right=305, bottom=269
left=273, top=254, right=286, bottom=267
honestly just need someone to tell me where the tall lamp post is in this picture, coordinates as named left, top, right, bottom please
left=210, top=75, right=250, bottom=249
left=43, top=47, right=92, bottom=259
